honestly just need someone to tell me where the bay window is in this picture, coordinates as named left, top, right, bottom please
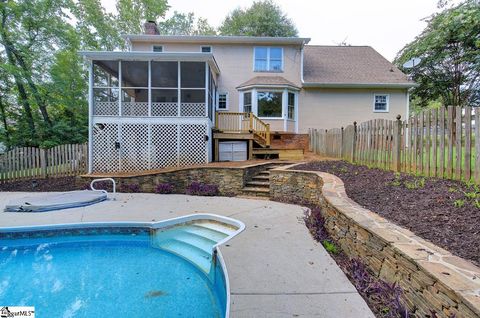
left=257, top=92, right=283, bottom=118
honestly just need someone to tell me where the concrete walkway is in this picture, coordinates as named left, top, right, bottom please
left=0, top=192, right=374, bottom=318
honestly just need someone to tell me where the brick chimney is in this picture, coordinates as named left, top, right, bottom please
left=144, top=21, right=159, bottom=35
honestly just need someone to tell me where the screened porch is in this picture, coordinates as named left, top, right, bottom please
left=90, top=55, right=218, bottom=120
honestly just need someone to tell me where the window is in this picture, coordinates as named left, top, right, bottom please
left=288, top=92, right=295, bottom=119
left=374, top=94, right=389, bottom=112
left=243, top=92, right=252, bottom=113
left=257, top=91, right=283, bottom=118
left=201, top=46, right=212, bottom=53
left=254, top=47, right=283, bottom=72
left=218, top=93, right=228, bottom=110
left=152, top=45, right=163, bottom=52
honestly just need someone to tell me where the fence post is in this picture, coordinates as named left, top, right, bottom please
left=393, top=115, right=402, bottom=172
left=340, top=127, right=344, bottom=159
left=40, top=148, right=47, bottom=178
left=352, top=121, right=357, bottom=163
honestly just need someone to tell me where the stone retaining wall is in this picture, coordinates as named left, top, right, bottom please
left=270, top=165, right=480, bottom=318
left=79, top=162, right=274, bottom=196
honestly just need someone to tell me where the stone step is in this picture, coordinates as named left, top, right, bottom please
left=242, top=187, right=270, bottom=197
left=246, top=181, right=270, bottom=188
left=252, top=175, right=269, bottom=181
left=257, top=170, right=270, bottom=176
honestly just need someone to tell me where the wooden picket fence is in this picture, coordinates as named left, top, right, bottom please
left=309, top=106, right=480, bottom=183
left=0, top=143, right=88, bottom=183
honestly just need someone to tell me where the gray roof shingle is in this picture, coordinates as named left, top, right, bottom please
left=237, top=76, right=300, bottom=89
left=303, top=46, right=414, bottom=86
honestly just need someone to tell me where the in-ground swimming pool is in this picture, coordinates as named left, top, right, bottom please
left=0, top=214, right=244, bottom=318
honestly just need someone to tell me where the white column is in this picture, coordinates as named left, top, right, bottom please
left=88, top=61, right=94, bottom=173
left=252, top=89, right=258, bottom=115
left=148, top=60, right=152, bottom=117
left=177, top=61, right=181, bottom=117
left=283, top=89, right=288, bottom=131
left=118, top=60, right=122, bottom=116
left=295, top=92, right=299, bottom=133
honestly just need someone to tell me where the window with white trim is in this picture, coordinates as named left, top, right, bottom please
left=243, top=92, right=252, bottom=113
left=287, top=92, right=295, bottom=119
left=217, top=92, right=228, bottom=110
left=257, top=91, right=282, bottom=118
left=201, top=46, right=212, bottom=53
left=254, top=47, right=283, bottom=72
left=373, top=94, right=389, bottom=112
left=152, top=45, right=163, bottom=52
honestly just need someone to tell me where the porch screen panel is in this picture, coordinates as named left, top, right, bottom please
left=180, top=62, right=205, bottom=117
left=152, top=62, right=178, bottom=117
left=151, top=124, right=178, bottom=168
left=93, top=61, right=119, bottom=116
left=179, top=124, right=207, bottom=166
left=121, top=61, right=149, bottom=116
left=92, top=123, right=120, bottom=173
left=119, top=123, right=149, bottom=172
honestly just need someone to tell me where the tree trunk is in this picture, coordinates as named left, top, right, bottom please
left=0, top=8, right=36, bottom=140
left=12, top=49, right=52, bottom=126
left=0, top=94, right=11, bottom=149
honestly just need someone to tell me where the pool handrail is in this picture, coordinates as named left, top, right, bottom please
left=90, top=178, right=116, bottom=200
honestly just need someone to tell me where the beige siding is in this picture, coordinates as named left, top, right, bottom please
left=298, top=88, right=408, bottom=133
left=131, top=41, right=302, bottom=113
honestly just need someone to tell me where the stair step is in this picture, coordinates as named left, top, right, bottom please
left=193, top=222, right=236, bottom=236
left=242, top=187, right=270, bottom=193
left=181, top=225, right=229, bottom=242
left=158, top=239, right=212, bottom=273
left=257, top=170, right=270, bottom=176
left=252, top=175, right=269, bottom=181
left=246, top=181, right=270, bottom=187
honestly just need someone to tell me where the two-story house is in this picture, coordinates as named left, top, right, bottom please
left=81, top=21, right=414, bottom=173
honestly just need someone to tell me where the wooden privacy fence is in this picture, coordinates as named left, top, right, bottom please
left=0, top=143, right=88, bottom=182
left=309, top=106, right=480, bottom=183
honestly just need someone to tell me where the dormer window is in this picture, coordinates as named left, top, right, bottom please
left=254, top=47, right=283, bottom=72
left=152, top=45, right=163, bottom=52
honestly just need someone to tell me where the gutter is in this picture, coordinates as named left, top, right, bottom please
left=122, top=34, right=311, bottom=46
left=78, top=51, right=221, bottom=75
left=302, top=82, right=418, bottom=89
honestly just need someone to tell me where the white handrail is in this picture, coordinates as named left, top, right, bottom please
left=90, top=178, right=116, bottom=200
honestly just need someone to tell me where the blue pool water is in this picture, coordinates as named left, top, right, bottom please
left=0, top=227, right=228, bottom=318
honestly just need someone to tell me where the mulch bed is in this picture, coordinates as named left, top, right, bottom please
left=0, top=177, right=85, bottom=192
left=294, top=160, right=480, bottom=267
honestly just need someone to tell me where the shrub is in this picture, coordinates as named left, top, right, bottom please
left=155, top=183, right=175, bottom=194
left=322, top=240, right=338, bottom=254
left=119, top=183, right=141, bottom=193
left=185, top=182, right=219, bottom=196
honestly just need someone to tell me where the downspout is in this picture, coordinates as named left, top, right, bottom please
left=297, top=45, right=305, bottom=134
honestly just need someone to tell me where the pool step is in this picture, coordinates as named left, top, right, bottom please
left=182, top=225, right=229, bottom=242
left=158, top=239, right=212, bottom=273
left=193, top=222, right=236, bottom=237
left=152, top=221, right=239, bottom=273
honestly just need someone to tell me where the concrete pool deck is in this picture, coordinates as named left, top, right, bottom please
left=0, top=192, right=374, bottom=318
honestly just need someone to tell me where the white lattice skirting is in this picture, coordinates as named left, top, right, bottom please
left=92, top=122, right=209, bottom=173
left=93, top=102, right=206, bottom=117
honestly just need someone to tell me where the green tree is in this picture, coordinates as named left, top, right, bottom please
left=157, top=11, right=216, bottom=35
left=219, top=0, right=298, bottom=37
left=395, top=0, right=480, bottom=108
left=116, top=0, right=169, bottom=35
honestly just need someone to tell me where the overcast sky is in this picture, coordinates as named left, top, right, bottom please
left=103, top=0, right=459, bottom=61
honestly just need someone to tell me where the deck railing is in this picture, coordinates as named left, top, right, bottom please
left=215, top=112, right=270, bottom=147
